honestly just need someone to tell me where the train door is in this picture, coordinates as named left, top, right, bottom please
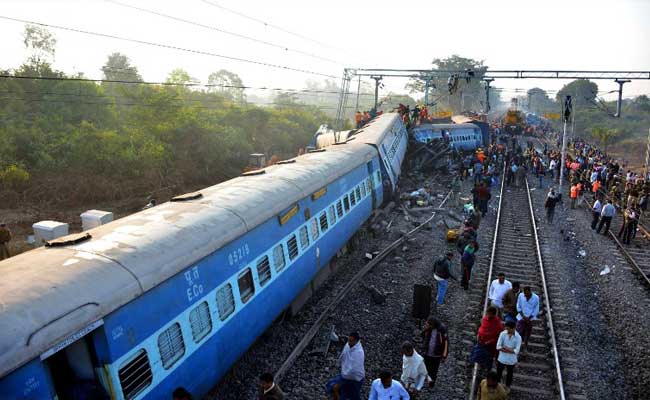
left=366, top=161, right=377, bottom=209
left=43, top=328, right=109, bottom=399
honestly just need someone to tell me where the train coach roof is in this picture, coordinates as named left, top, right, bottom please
left=352, top=112, right=400, bottom=144
left=0, top=142, right=376, bottom=378
left=414, top=123, right=479, bottom=131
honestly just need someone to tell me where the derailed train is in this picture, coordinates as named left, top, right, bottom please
left=0, top=113, right=408, bottom=400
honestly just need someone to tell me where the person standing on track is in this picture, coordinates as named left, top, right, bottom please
left=591, top=196, right=602, bottom=229
left=461, top=241, right=477, bottom=290
left=488, top=272, right=512, bottom=315
left=544, top=187, right=560, bottom=223
left=501, top=282, right=521, bottom=323
left=433, top=252, right=454, bottom=306
left=596, top=199, right=616, bottom=235
left=495, top=320, right=521, bottom=389
left=420, top=317, right=449, bottom=389
left=477, top=370, right=508, bottom=400
left=516, top=286, right=540, bottom=351
left=326, top=332, right=365, bottom=400
left=477, top=306, right=504, bottom=363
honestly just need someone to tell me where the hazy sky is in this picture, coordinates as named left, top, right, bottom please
left=1, top=0, right=649, bottom=102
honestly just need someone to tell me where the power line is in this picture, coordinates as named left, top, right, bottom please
left=0, top=15, right=339, bottom=79
left=0, top=74, right=375, bottom=96
left=199, top=0, right=361, bottom=62
left=103, top=0, right=342, bottom=65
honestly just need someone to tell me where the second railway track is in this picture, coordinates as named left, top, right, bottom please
left=466, top=174, right=586, bottom=400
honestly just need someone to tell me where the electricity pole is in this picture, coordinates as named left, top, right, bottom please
left=559, top=95, right=572, bottom=191
left=370, top=75, right=383, bottom=113
left=645, top=127, right=650, bottom=181
left=484, top=78, right=494, bottom=113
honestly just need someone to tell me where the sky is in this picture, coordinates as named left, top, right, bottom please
left=1, top=0, right=649, bottom=103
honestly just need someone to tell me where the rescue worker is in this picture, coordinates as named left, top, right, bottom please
left=0, top=223, right=11, bottom=260
left=569, top=184, right=578, bottom=209
left=355, top=111, right=363, bottom=129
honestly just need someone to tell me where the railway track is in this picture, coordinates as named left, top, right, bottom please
left=466, top=174, right=585, bottom=399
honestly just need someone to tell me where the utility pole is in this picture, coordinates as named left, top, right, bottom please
left=614, top=79, right=630, bottom=118
left=424, top=78, right=432, bottom=106
left=484, top=78, right=494, bottom=113
left=559, top=95, right=572, bottom=191
left=354, top=75, right=361, bottom=113
left=370, top=75, right=383, bottom=114
left=645, top=127, right=650, bottom=181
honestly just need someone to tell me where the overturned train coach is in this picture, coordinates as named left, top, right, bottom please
left=0, top=113, right=408, bottom=400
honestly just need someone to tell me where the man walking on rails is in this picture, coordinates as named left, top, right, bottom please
left=516, top=286, right=540, bottom=351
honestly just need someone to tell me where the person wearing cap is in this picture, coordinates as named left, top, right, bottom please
left=0, top=223, right=11, bottom=260
left=326, top=332, right=365, bottom=400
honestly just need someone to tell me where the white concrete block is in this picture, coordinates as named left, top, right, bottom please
left=80, top=209, right=114, bottom=231
left=33, top=221, right=69, bottom=244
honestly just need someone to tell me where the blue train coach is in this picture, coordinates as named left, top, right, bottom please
left=411, top=123, right=484, bottom=151
left=0, top=113, right=408, bottom=400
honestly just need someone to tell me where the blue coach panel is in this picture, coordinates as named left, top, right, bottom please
left=412, top=123, right=483, bottom=151
left=352, top=113, right=408, bottom=192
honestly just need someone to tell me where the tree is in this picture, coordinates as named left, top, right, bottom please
left=208, top=69, right=245, bottom=103
left=20, top=24, right=57, bottom=76
left=556, top=80, right=598, bottom=106
left=591, top=127, right=621, bottom=152
left=166, top=68, right=198, bottom=85
left=406, top=55, right=490, bottom=113
left=101, top=53, right=142, bottom=82
left=526, top=87, right=556, bottom=115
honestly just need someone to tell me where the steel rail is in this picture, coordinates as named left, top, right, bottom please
left=467, top=162, right=506, bottom=399
left=524, top=178, right=567, bottom=400
left=274, top=189, right=453, bottom=383
left=583, top=198, right=650, bottom=288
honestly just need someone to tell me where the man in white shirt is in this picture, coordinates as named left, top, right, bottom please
left=400, top=342, right=428, bottom=394
left=516, top=286, right=540, bottom=350
left=369, top=371, right=410, bottom=400
left=496, top=320, right=522, bottom=388
left=488, top=272, right=512, bottom=313
left=596, top=199, right=616, bottom=234
left=327, top=332, right=365, bottom=400
left=591, top=197, right=602, bottom=229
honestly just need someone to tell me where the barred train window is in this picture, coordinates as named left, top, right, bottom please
left=336, top=200, right=343, bottom=218
left=216, top=283, right=235, bottom=321
left=311, top=218, right=320, bottom=240
left=273, top=244, right=286, bottom=272
left=350, top=190, right=356, bottom=206
left=366, top=178, right=372, bottom=192
left=343, top=196, right=350, bottom=212
left=157, top=322, right=185, bottom=370
left=238, top=268, right=255, bottom=303
left=355, top=186, right=361, bottom=201
left=189, top=301, right=212, bottom=343
left=299, top=226, right=309, bottom=250
left=360, top=183, right=366, bottom=198
left=256, top=256, right=271, bottom=287
left=328, top=205, right=336, bottom=225
left=319, top=212, right=328, bottom=232
left=118, top=349, right=153, bottom=400
left=287, top=234, right=299, bottom=260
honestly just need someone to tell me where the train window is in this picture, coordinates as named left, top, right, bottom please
left=328, top=205, right=336, bottom=225
left=256, top=256, right=271, bottom=287
left=350, top=190, right=356, bottom=206
left=157, top=322, right=185, bottom=370
left=238, top=268, right=255, bottom=303
left=319, top=211, right=329, bottom=232
left=336, top=200, right=343, bottom=218
left=273, top=244, right=286, bottom=272
left=216, top=283, right=235, bottom=321
left=310, top=218, right=320, bottom=240
left=361, top=182, right=366, bottom=198
left=355, top=186, right=361, bottom=201
left=299, top=226, right=309, bottom=250
left=367, top=178, right=373, bottom=192
left=375, top=171, right=381, bottom=184
left=118, top=349, right=153, bottom=400
left=343, top=196, right=350, bottom=212
left=189, top=301, right=212, bottom=343
left=287, top=234, right=299, bottom=260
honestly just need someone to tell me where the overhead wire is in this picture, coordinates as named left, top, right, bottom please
left=103, top=0, right=343, bottom=65
left=0, top=15, right=339, bottom=79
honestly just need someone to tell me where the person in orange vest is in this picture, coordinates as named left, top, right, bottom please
left=355, top=111, right=363, bottom=128
left=570, top=184, right=578, bottom=209
left=592, top=180, right=601, bottom=195
left=364, top=111, right=371, bottom=124
left=576, top=181, right=584, bottom=206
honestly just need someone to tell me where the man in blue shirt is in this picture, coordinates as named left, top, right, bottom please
left=516, top=286, right=539, bottom=350
left=596, top=199, right=616, bottom=234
